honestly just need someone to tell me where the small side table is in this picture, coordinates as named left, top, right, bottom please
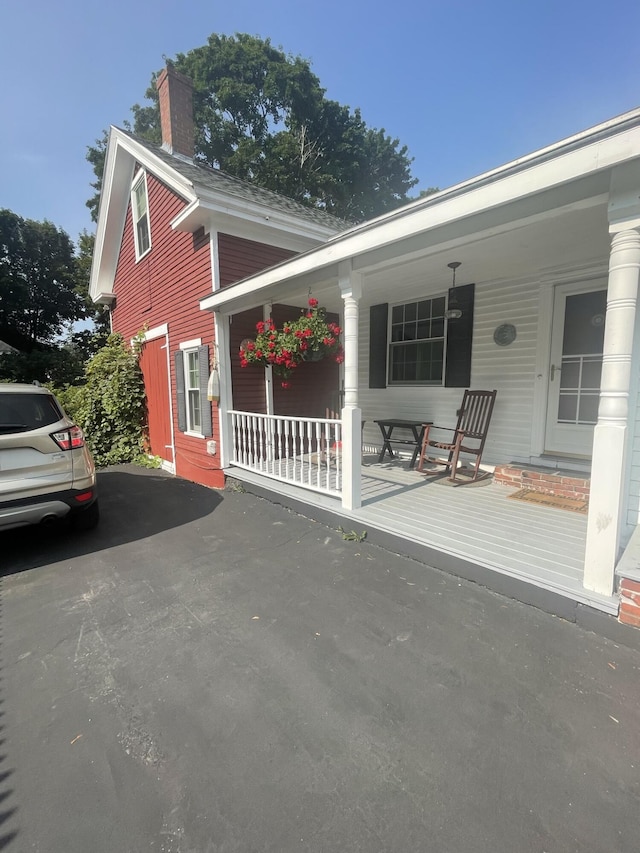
left=373, top=419, right=431, bottom=469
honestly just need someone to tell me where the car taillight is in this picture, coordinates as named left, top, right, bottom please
left=51, top=425, right=85, bottom=450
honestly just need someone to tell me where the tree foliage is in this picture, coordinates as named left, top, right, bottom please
left=74, top=230, right=111, bottom=344
left=0, top=209, right=83, bottom=349
left=0, top=212, right=109, bottom=385
left=0, top=346, right=86, bottom=387
left=87, top=33, right=418, bottom=222
left=55, top=333, right=147, bottom=467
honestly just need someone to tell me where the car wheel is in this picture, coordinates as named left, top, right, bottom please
left=74, top=500, right=100, bottom=531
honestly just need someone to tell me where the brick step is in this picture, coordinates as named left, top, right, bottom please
left=494, top=464, right=590, bottom=500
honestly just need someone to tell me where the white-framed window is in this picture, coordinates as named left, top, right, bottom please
left=131, top=170, right=151, bottom=261
left=184, top=347, right=202, bottom=433
left=174, top=341, right=212, bottom=439
left=388, top=295, right=446, bottom=384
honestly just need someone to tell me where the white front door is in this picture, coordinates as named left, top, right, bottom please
left=544, top=281, right=606, bottom=457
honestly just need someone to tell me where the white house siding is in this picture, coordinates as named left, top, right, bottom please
left=358, top=272, right=543, bottom=468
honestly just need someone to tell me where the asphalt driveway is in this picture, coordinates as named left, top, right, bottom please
left=0, top=465, right=639, bottom=852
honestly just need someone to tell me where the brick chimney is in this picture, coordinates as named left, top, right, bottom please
left=156, top=65, right=194, bottom=160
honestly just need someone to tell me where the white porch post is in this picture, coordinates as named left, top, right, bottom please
left=584, top=226, right=640, bottom=594
left=339, top=261, right=363, bottom=510
left=263, top=304, right=274, bottom=415
left=214, top=311, right=233, bottom=468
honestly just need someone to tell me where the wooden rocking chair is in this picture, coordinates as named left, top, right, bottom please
left=417, top=390, right=497, bottom=483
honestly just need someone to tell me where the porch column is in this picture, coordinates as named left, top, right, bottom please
left=339, top=261, right=363, bottom=510
left=584, top=226, right=640, bottom=594
left=214, top=311, right=233, bottom=469
left=263, top=304, right=274, bottom=416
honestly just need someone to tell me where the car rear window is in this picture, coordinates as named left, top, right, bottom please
left=0, top=393, right=64, bottom=433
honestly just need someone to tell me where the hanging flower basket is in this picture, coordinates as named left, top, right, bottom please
left=239, top=298, right=344, bottom=387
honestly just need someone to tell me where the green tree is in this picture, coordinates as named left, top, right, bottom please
left=73, top=230, right=110, bottom=350
left=87, top=33, right=418, bottom=222
left=0, top=209, right=83, bottom=350
left=56, top=333, right=147, bottom=467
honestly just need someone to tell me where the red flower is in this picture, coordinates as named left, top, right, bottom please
left=246, top=341, right=255, bottom=351
left=300, top=341, right=308, bottom=351
left=303, top=328, right=312, bottom=337
left=240, top=357, right=248, bottom=368
left=308, top=297, right=319, bottom=308
left=256, top=321, right=265, bottom=334
left=255, top=349, right=263, bottom=359
left=306, top=312, right=313, bottom=319
left=281, top=381, right=291, bottom=389
left=335, top=354, right=344, bottom=364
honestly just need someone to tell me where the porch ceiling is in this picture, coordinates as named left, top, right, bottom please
left=205, top=186, right=612, bottom=318
left=360, top=199, right=611, bottom=307
left=236, top=197, right=612, bottom=317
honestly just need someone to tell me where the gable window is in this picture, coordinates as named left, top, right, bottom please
left=131, top=171, right=151, bottom=260
left=174, top=342, right=213, bottom=438
left=389, top=296, right=446, bottom=384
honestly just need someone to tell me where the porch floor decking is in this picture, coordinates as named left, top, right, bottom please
left=229, top=454, right=619, bottom=616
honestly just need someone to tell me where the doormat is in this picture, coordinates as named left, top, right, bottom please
left=508, top=488, right=588, bottom=514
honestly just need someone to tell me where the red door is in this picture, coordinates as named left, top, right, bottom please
left=139, top=337, right=173, bottom=463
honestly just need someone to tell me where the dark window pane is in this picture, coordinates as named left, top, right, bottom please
left=404, top=302, right=416, bottom=321
left=0, top=393, right=62, bottom=430
left=392, top=305, right=403, bottom=324
left=431, top=317, right=445, bottom=338
left=558, top=394, right=577, bottom=422
left=582, top=357, right=603, bottom=390
left=432, top=296, right=446, bottom=317
left=416, top=321, right=429, bottom=340
left=578, top=393, right=599, bottom=424
left=560, top=359, right=580, bottom=390
left=417, top=300, right=431, bottom=320
left=562, top=291, right=606, bottom=356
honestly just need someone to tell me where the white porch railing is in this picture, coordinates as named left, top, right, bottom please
left=230, top=410, right=342, bottom=496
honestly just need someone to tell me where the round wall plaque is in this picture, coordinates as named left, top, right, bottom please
left=493, top=323, right=517, bottom=346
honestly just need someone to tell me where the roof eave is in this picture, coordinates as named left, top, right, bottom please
left=200, top=107, right=640, bottom=314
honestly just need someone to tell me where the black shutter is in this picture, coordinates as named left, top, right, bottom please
left=445, top=283, right=475, bottom=388
left=175, top=350, right=186, bottom=432
left=369, top=303, right=388, bottom=388
left=198, top=344, right=213, bottom=438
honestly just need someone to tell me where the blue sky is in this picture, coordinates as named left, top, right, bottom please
left=1, top=0, right=639, bottom=246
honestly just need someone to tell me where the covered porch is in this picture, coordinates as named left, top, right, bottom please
left=229, top=452, right=618, bottom=615
left=202, top=109, right=640, bottom=613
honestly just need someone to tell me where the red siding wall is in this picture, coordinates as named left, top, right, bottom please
left=271, top=304, right=340, bottom=418
left=229, top=308, right=267, bottom=414
left=111, top=173, right=222, bottom=488
left=228, top=303, right=340, bottom=417
left=218, top=233, right=295, bottom=287
left=110, top=180, right=305, bottom=489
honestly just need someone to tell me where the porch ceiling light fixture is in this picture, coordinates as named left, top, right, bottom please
left=444, top=261, right=463, bottom=321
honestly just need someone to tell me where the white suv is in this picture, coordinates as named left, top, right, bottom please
left=0, top=383, right=99, bottom=532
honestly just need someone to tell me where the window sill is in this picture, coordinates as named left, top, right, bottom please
left=134, top=246, right=152, bottom=264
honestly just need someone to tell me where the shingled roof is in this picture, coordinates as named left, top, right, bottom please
left=119, top=128, right=351, bottom=233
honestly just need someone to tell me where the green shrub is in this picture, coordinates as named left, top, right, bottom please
left=58, top=333, right=147, bottom=467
